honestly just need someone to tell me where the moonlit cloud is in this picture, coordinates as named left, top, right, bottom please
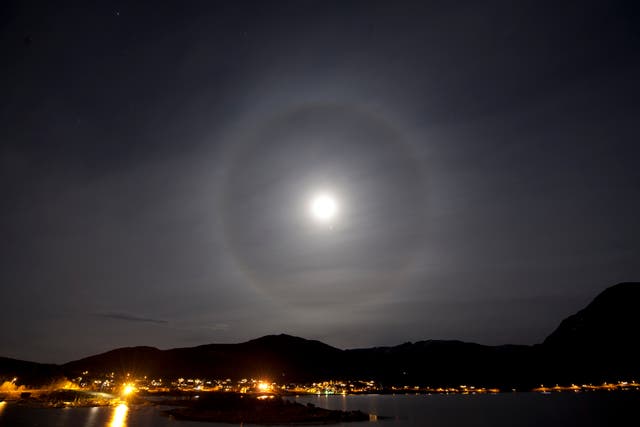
left=95, top=312, right=169, bottom=325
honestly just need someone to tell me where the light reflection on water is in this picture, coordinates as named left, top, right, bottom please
left=0, top=393, right=639, bottom=427
left=83, top=406, right=99, bottom=427
left=108, top=404, right=128, bottom=427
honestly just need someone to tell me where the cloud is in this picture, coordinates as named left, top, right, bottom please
left=205, top=323, right=229, bottom=331
left=95, top=311, right=168, bottom=325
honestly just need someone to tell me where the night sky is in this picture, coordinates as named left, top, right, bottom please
left=2, top=1, right=639, bottom=364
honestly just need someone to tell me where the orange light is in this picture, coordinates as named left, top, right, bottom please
left=122, top=384, right=135, bottom=396
left=109, top=403, right=128, bottom=427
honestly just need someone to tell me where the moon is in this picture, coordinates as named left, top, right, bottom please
left=309, top=193, right=338, bottom=224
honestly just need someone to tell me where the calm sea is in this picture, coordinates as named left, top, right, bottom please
left=1, top=393, right=637, bottom=426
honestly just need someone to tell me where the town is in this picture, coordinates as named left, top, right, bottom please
left=4, top=371, right=639, bottom=404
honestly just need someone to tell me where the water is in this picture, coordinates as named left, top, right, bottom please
left=1, top=393, right=638, bottom=426
left=295, top=393, right=640, bottom=426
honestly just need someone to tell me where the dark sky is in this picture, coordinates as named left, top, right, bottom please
left=2, top=0, right=639, bottom=364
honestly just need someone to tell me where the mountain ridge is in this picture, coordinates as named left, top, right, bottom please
left=2, top=283, right=639, bottom=388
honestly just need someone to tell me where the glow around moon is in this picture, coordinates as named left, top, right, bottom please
left=220, top=104, right=426, bottom=303
left=309, top=193, right=339, bottom=224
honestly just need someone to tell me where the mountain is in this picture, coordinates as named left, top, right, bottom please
left=0, top=356, right=62, bottom=386
left=544, top=282, right=640, bottom=348
left=62, top=334, right=343, bottom=382
left=3, top=283, right=639, bottom=388
left=343, top=340, right=535, bottom=388
left=540, top=282, right=640, bottom=382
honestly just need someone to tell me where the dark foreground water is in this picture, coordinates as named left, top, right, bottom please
left=1, top=393, right=638, bottom=426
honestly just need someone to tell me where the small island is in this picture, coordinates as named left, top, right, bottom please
left=162, top=393, right=370, bottom=425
